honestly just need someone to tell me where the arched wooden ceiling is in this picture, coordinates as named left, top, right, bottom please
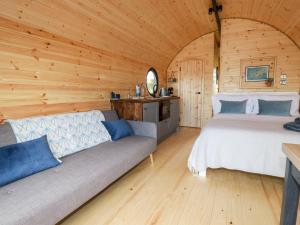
left=0, top=0, right=299, bottom=71
left=220, top=0, right=300, bottom=49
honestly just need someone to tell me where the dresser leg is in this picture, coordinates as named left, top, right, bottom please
left=280, top=159, right=300, bottom=225
left=149, top=153, right=154, bottom=166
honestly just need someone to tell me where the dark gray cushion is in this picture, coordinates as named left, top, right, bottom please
left=220, top=100, right=247, bottom=114
left=0, top=136, right=156, bottom=225
left=102, top=110, right=119, bottom=121
left=0, top=123, right=17, bottom=148
left=258, top=99, right=292, bottom=116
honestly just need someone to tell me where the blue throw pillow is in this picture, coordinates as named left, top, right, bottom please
left=258, top=99, right=292, bottom=116
left=102, top=119, right=134, bottom=141
left=0, top=136, right=60, bottom=187
left=220, top=100, right=247, bottom=114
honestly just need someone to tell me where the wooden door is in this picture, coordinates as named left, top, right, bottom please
left=178, top=59, right=203, bottom=127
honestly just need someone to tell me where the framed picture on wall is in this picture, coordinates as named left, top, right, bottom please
left=240, top=57, right=276, bottom=88
left=245, top=65, right=269, bottom=82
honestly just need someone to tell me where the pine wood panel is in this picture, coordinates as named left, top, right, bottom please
left=220, top=19, right=300, bottom=93
left=167, top=33, right=215, bottom=126
left=59, top=127, right=293, bottom=225
left=220, top=0, right=300, bottom=49
left=0, top=0, right=216, bottom=69
left=2, top=0, right=300, bottom=58
left=0, top=16, right=166, bottom=122
left=1, top=1, right=300, bottom=121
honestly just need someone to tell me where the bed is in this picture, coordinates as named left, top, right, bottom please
left=188, top=92, right=300, bottom=178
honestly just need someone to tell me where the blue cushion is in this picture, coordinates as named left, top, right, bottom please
left=102, top=119, right=134, bottom=141
left=284, top=122, right=300, bottom=132
left=0, top=136, right=60, bottom=187
left=258, top=100, right=292, bottom=116
left=219, top=100, right=247, bottom=114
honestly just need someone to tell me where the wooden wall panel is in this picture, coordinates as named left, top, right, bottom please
left=220, top=0, right=300, bottom=49
left=0, top=0, right=215, bottom=70
left=167, top=33, right=215, bottom=126
left=0, top=17, right=166, bottom=122
left=220, top=19, right=300, bottom=93
left=1, top=1, right=300, bottom=122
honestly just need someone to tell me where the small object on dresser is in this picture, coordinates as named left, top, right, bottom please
left=111, top=92, right=116, bottom=99
left=111, top=92, right=120, bottom=100
left=127, top=88, right=132, bottom=99
left=168, top=87, right=174, bottom=96
left=136, top=82, right=141, bottom=97
left=159, top=87, right=168, bottom=97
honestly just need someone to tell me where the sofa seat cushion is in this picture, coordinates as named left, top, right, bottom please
left=0, top=136, right=156, bottom=225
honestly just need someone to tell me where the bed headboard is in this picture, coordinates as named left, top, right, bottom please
left=212, top=92, right=300, bottom=115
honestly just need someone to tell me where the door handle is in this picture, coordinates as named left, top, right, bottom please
left=195, top=92, right=201, bottom=94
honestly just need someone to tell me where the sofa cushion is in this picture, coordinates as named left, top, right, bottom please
left=0, top=136, right=60, bottom=187
left=0, top=123, right=17, bottom=148
left=0, top=135, right=156, bottom=225
left=102, top=119, right=134, bottom=141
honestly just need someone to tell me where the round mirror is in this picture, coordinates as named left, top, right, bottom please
left=146, top=68, right=159, bottom=97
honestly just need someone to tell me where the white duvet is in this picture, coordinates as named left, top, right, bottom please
left=188, top=114, right=300, bottom=177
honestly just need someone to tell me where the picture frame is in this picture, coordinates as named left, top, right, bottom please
left=240, top=57, right=276, bottom=89
left=245, top=65, right=269, bottom=82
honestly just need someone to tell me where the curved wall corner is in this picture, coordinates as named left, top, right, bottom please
left=220, top=18, right=300, bottom=93
left=167, top=33, right=217, bottom=126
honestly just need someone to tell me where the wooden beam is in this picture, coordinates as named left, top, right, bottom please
left=211, top=0, right=221, bottom=45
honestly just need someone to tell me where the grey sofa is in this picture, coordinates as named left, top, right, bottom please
left=0, top=110, right=157, bottom=225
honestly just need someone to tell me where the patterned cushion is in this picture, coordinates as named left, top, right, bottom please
left=8, top=111, right=111, bottom=158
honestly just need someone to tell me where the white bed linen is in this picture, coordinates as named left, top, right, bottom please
left=188, top=114, right=300, bottom=177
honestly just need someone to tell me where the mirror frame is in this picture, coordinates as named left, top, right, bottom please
left=146, top=67, right=159, bottom=97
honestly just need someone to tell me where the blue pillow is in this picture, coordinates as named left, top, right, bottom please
left=258, top=99, right=292, bottom=116
left=0, top=136, right=60, bottom=187
left=101, top=119, right=134, bottom=141
left=220, top=100, right=247, bottom=114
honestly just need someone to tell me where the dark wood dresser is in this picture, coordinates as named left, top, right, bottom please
left=111, top=96, right=180, bottom=143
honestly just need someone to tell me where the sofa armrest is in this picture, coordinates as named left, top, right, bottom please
left=127, top=120, right=157, bottom=139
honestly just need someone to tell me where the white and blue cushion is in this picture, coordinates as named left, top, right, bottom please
left=8, top=110, right=111, bottom=159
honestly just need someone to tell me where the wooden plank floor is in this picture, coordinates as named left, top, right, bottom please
left=59, top=127, right=295, bottom=225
